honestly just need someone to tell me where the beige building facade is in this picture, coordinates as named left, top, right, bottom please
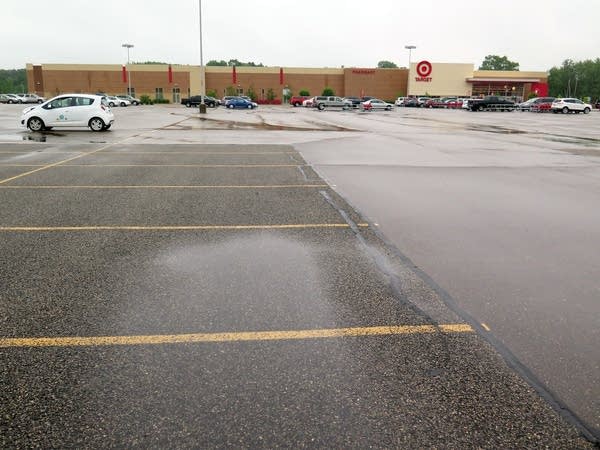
left=26, top=62, right=547, bottom=102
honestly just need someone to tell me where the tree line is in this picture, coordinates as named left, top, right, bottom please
left=548, top=58, right=600, bottom=100
left=0, top=69, right=27, bottom=93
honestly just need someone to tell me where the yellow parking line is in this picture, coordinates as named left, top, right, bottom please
left=0, top=223, right=369, bottom=232
left=0, top=185, right=328, bottom=189
left=0, top=143, right=123, bottom=185
left=0, top=324, right=474, bottom=348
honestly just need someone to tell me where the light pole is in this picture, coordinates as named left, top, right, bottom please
left=198, top=0, right=206, bottom=113
left=405, top=45, right=416, bottom=98
left=122, top=43, right=134, bottom=96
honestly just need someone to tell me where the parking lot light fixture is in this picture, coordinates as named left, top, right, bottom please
left=122, top=43, right=134, bottom=96
left=405, top=45, right=416, bottom=96
left=198, top=0, right=206, bottom=114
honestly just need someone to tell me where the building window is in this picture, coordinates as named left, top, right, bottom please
left=155, top=88, right=163, bottom=100
left=128, top=87, right=135, bottom=96
left=237, top=87, right=244, bottom=95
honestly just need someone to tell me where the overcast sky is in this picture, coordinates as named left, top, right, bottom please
left=2, top=0, right=599, bottom=71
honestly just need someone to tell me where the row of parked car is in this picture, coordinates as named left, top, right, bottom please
left=289, top=95, right=394, bottom=111
left=181, top=95, right=258, bottom=109
left=393, top=95, right=598, bottom=114
left=0, top=93, right=46, bottom=104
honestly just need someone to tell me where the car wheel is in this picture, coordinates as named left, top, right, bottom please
left=27, top=117, right=45, bottom=132
left=386, top=106, right=392, bottom=111
left=228, top=104, right=234, bottom=109
left=120, top=102, right=126, bottom=107
left=89, top=117, right=106, bottom=132
left=584, top=107, right=590, bottom=114
left=318, top=104, right=325, bottom=111
left=102, top=124, right=111, bottom=131
left=8, top=100, right=14, bottom=104
left=247, top=104, right=252, bottom=109
left=37, top=99, right=43, bottom=103
left=562, top=107, right=569, bottom=114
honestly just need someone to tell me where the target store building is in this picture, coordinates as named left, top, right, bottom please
left=408, top=61, right=548, bottom=99
left=26, top=61, right=548, bottom=102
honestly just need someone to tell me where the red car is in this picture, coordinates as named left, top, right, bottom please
left=444, top=99, right=463, bottom=109
left=290, top=96, right=310, bottom=107
left=424, top=98, right=444, bottom=108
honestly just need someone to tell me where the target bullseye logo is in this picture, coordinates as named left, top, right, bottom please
left=416, top=61, right=432, bottom=77
left=415, top=60, right=433, bottom=82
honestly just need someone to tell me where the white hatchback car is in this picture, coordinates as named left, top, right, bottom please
left=106, top=95, right=130, bottom=107
left=21, top=94, right=115, bottom=132
left=551, top=98, right=592, bottom=114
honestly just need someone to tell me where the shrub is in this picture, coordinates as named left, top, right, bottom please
left=225, top=86, right=237, bottom=96
left=266, top=88, right=277, bottom=101
left=154, top=98, right=170, bottom=104
left=246, top=85, right=257, bottom=101
left=299, top=89, right=310, bottom=96
left=140, top=95, right=153, bottom=105
left=322, top=87, right=334, bottom=96
left=207, top=89, right=217, bottom=98
left=527, top=92, right=538, bottom=99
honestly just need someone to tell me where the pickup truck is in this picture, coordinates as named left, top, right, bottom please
left=469, top=96, right=515, bottom=111
left=181, top=95, right=219, bottom=107
left=290, top=95, right=310, bottom=107
left=313, top=96, right=352, bottom=110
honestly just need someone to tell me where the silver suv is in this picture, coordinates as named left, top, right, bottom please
left=313, top=96, right=351, bottom=110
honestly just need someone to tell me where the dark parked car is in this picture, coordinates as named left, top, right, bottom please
left=182, top=95, right=219, bottom=107
left=404, top=97, right=420, bottom=107
left=343, top=96, right=362, bottom=108
left=225, top=97, right=258, bottom=109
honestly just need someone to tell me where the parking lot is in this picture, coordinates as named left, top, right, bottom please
left=0, top=103, right=598, bottom=446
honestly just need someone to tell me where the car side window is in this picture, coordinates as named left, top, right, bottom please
left=76, top=97, right=93, bottom=106
left=44, top=97, right=70, bottom=109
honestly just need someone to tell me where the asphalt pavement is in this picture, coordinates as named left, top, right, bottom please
left=0, top=105, right=596, bottom=447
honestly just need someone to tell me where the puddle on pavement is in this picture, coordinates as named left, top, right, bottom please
left=464, top=125, right=527, bottom=134
left=542, top=136, right=600, bottom=147
left=195, top=116, right=355, bottom=132
left=23, top=134, right=47, bottom=142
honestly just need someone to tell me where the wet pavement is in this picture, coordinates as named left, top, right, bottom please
left=0, top=104, right=598, bottom=447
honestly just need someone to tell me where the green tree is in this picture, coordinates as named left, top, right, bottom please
left=322, top=87, right=334, bottom=96
left=299, top=89, right=310, bottom=96
left=225, top=85, right=237, bottom=96
left=548, top=58, right=600, bottom=99
left=206, top=60, right=228, bottom=66
left=479, top=55, right=519, bottom=71
left=266, top=88, right=276, bottom=101
left=0, top=69, right=27, bottom=93
left=377, top=60, right=398, bottom=68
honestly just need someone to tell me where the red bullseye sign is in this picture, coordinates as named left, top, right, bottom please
left=416, top=60, right=432, bottom=77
